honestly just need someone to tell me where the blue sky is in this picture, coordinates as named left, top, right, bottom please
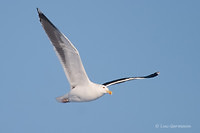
left=0, top=0, right=199, bottom=133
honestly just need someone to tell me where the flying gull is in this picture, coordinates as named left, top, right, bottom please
left=37, top=8, right=159, bottom=103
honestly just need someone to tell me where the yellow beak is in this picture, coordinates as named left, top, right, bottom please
left=107, top=90, right=112, bottom=95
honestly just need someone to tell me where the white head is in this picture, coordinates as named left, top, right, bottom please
left=99, top=85, right=112, bottom=95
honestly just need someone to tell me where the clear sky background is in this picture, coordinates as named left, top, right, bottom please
left=0, top=0, right=199, bottom=133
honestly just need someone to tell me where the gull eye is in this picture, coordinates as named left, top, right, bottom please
left=103, top=86, right=105, bottom=89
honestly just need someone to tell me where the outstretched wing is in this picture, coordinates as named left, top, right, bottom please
left=103, top=72, right=159, bottom=87
left=37, top=8, right=90, bottom=88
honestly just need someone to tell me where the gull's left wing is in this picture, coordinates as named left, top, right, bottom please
left=103, top=72, right=160, bottom=87
left=37, top=8, right=90, bottom=88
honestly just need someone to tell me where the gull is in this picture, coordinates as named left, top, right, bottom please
left=37, top=8, right=159, bottom=103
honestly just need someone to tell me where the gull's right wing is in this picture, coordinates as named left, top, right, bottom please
left=103, top=72, right=160, bottom=87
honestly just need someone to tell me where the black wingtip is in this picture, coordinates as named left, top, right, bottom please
left=36, top=8, right=42, bottom=14
left=36, top=8, right=43, bottom=22
left=36, top=8, right=50, bottom=24
left=145, top=71, right=160, bottom=78
left=36, top=8, right=44, bottom=19
left=36, top=8, right=59, bottom=31
left=156, top=71, right=160, bottom=75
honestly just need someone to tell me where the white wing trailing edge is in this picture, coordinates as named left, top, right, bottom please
left=37, top=8, right=90, bottom=88
left=103, top=72, right=160, bottom=87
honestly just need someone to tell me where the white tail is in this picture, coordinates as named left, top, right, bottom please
left=56, top=95, right=70, bottom=103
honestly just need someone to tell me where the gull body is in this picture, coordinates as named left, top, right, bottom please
left=37, top=8, right=159, bottom=103
left=57, top=83, right=108, bottom=102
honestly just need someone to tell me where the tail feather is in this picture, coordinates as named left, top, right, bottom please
left=56, top=95, right=70, bottom=103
